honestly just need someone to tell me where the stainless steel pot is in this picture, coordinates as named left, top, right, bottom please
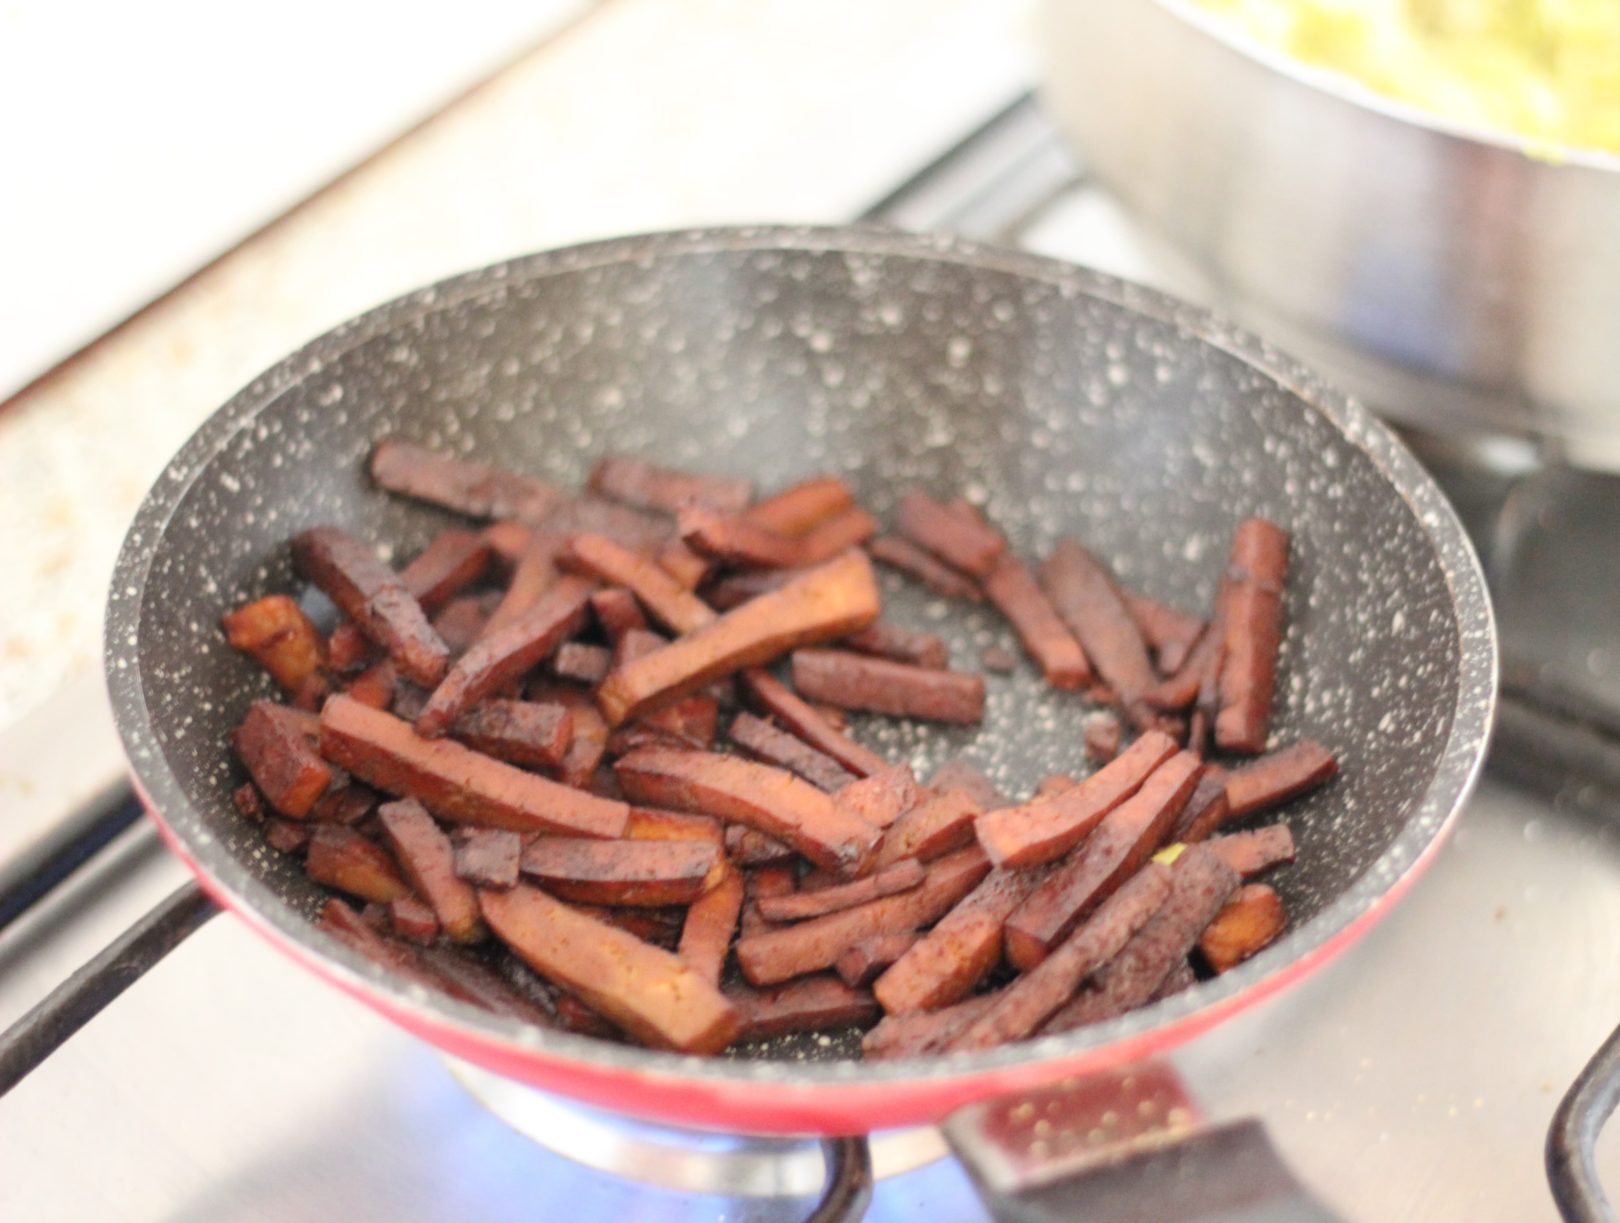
left=1036, top=0, right=1620, bottom=470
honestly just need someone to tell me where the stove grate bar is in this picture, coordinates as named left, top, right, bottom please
left=0, top=882, right=216, bottom=1098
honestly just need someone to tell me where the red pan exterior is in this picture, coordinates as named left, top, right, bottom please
left=136, top=773, right=1454, bottom=1135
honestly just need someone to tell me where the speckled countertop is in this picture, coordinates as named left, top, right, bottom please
left=0, top=0, right=1031, bottom=851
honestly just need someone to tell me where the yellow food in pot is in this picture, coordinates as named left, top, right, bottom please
left=1188, top=0, right=1620, bottom=155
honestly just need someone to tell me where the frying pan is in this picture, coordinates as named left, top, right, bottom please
left=104, top=227, right=1494, bottom=1157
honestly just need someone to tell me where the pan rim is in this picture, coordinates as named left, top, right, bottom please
left=103, top=223, right=1497, bottom=1105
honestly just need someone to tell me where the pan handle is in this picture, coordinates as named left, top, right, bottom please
left=1547, top=1019, right=1620, bottom=1222
left=941, top=1061, right=1341, bottom=1223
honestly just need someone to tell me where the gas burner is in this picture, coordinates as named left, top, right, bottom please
left=447, top=1059, right=945, bottom=1197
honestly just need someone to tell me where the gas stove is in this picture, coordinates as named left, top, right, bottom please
left=4, top=91, right=1619, bottom=1223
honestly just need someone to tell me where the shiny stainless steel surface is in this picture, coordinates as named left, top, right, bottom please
left=1036, top=0, right=1620, bottom=470
left=3, top=778, right=1615, bottom=1220
left=447, top=1060, right=947, bottom=1195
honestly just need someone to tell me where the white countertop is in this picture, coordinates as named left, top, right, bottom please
left=0, top=0, right=1032, bottom=855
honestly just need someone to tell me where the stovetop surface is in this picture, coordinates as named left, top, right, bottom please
left=6, top=60, right=1620, bottom=1223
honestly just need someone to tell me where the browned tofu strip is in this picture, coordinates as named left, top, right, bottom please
left=679, top=864, right=744, bottom=986
left=417, top=945, right=559, bottom=1027
left=1083, top=713, right=1122, bottom=763
left=840, top=622, right=949, bottom=670
left=975, top=731, right=1179, bottom=868
left=739, top=669, right=889, bottom=778
left=377, top=798, right=486, bottom=942
left=369, top=439, right=563, bottom=523
left=326, top=620, right=373, bottom=674
left=233, top=700, right=334, bottom=817
left=625, top=806, right=725, bottom=848
left=861, top=994, right=999, bottom=1059
left=400, top=528, right=492, bottom=614
left=551, top=692, right=610, bottom=789
left=479, top=536, right=562, bottom=640
left=606, top=724, right=684, bottom=759
left=1215, top=518, right=1290, bottom=753
left=614, top=747, right=881, bottom=876
left=833, top=765, right=920, bottom=829
left=1035, top=775, right=1078, bottom=799
left=704, top=568, right=802, bottom=610
left=726, top=825, right=796, bottom=867
left=680, top=508, right=802, bottom=568
left=873, top=863, right=1048, bottom=1014
left=947, top=863, right=1173, bottom=1051
left=792, top=650, right=984, bottom=723
left=983, top=555, right=1092, bottom=689
left=930, top=759, right=1007, bottom=811
left=481, top=521, right=533, bottom=568
left=612, top=627, right=669, bottom=666
left=757, top=861, right=925, bottom=922
left=728, top=712, right=856, bottom=792
left=308, top=782, right=377, bottom=826
left=657, top=539, right=716, bottom=590
left=1199, top=883, right=1287, bottom=973
left=306, top=826, right=411, bottom=904
left=222, top=595, right=326, bottom=694
left=431, top=596, right=491, bottom=657
left=794, top=509, right=880, bottom=566
left=414, top=576, right=594, bottom=737
left=293, top=527, right=450, bottom=687
left=317, top=899, right=468, bottom=997
left=740, top=865, right=797, bottom=936
left=344, top=660, right=396, bottom=710
left=875, top=789, right=982, bottom=866
left=387, top=900, right=439, bottom=947
left=743, top=477, right=856, bottom=537
left=519, top=837, right=719, bottom=906
left=835, top=933, right=921, bottom=987
left=1040, top=540, right=1156, bottom=714
left=588, top=455, right=753, bottom=515
left=537, top=495, right=674, bottom=554
left=1043, top=847, right=1239, bottom=1032
left=1225, top=740, right=1338, bottom=818
left=589, top=587, right=650, bottom=643
left=895, top=492, right=1006, bottom=578
left=451, top=828, right=522, bottom=889
left=574, top=904, right=686, bottom=948
left=1003, top=751, right=1203, bottom=969
left=1125, top=593, right=1205, bottom=675
left=265, top=819, right=311, bottom=854
left=598, top=551, right=881, bottom=726
left=639, top=695, right=721, bottom=750
left=1144, top=619, right=1223, bottom=712
left=1205, top=824, right=1296, bottom=878
left=1168, top=765, right=1233, bottom=843
left=553, top=642, right=613, bottom=684
left=479, top=886, right=740, bottom=1054
left=868, top=535, right=981, bottom=601
left=319, top=695, right=629, bottom=838
left=449, top=700, right=572, bottom=771
left=564, top=532, right=717, bottom=635
left=728, top=976, right=880, bottom=1040
left=233, top=783, right=265, bottom=821
left=734, top=847, right=990, bottom=986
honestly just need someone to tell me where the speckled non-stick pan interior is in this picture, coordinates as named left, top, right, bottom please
left=107, top=227, right=1494, bottom=1085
